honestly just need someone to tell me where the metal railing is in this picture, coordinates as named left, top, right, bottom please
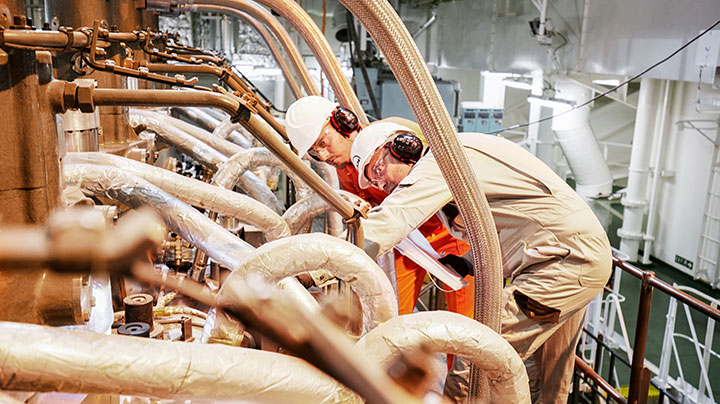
left=573, top=257, right=720, bottom=404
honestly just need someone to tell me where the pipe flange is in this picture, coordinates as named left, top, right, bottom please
left=621, top=197, right=647, bottom=209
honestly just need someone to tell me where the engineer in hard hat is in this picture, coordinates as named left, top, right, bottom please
left=285, top=95, right=475, bottom=318
left=350, top=121, right=612, bottom=404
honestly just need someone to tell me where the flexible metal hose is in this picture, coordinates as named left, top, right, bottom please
left=196, top=0, right=367, bottom=125
left=187, top=4, right=304, bottom=99
left=339, top=1, right=504, bottom=400
left=185, top=0, right=318, bottom=97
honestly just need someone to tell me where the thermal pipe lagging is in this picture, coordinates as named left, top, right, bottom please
left=128, top=111, right=284, bottom=213
left=618, top=77, right=658, bottom=261
left=355, top=311, right=531, bottom=403
left=0, top=322, right=360, bottom=403
left=65, top=152, right=291, bottom=241
left=221, top=233, right=398, bottom=332
left=213, top=147, right=312, bottom=199
left=551, top=79, right=613, bottom=198
left=172, top=106, right=222, bottom=133
left=64, top=164, right=254, bottom=269
left=282, top=190, right=370, bottom=235
left=213, top=118, right=255, bottom=149
left=132, top=109, right=244, bottom=158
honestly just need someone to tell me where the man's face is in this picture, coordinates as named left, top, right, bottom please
left=364, top=145, right=413, bottom=194
left=307, top=121, right=355, bottom=169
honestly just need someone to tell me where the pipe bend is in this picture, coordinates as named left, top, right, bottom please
left=65, top=152, right=291, bottom=241
left=283, top=190, right=370, bottom=235
left=355, top=311, right=531, bottom=403
left=220, top=233, right=397, bottom=331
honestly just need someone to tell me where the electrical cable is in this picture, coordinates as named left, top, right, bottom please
left=489, top=17, right=720, bottom=136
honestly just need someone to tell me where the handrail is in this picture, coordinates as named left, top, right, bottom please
left=574, top=356, right=628, bottom=404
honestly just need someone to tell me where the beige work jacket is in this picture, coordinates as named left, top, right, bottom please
left=363, top=133, right=610, bottom=284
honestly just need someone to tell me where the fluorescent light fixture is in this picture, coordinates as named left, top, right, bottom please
left=592, top=78, right=621, bottom=87
left=526, top=95, right=576, bottom=110
left=502, top=78, right=533, bottom=90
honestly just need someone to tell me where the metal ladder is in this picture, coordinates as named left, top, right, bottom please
left=691, top=120, right=720, bottom=288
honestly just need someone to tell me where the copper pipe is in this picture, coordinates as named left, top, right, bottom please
left=627, top=271, right=653, bottom=404
left=190, top=5, right=303, bottom=99
left=182, top=0, right=366, bottom=124
left=182, top=1, right=318, bottom=97
left=144, top=63, right=288, bottom=140
left=574, top=356, right=627, bottom=403
left=50, top=82, right=363, bottom=244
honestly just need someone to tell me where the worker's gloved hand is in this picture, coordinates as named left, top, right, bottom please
left=438, top=254, right=474, bottom=278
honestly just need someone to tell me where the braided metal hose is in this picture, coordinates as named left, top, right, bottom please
left=188, top=4, right=304, bottom=99
left=200, top=0, right=368, bottom=125
left=187, top=0, right=319, bottom=98
left=339, top=1, right=504, bottom=401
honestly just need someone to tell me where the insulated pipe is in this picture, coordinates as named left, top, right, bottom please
left=642, top=80, right=675, bottom=265
left=50, top=83, right=363, bottom=245
left=132, top=109, right=244, bottom=157
left=221, top=233, right=398, bottom=331
left=64, top=164, right=254, bottom=269
left=184, top=0, right=366, bottom=124
left=283, top=190, right=368, bottom=235
left=178, top=1, right=318, bottom=97
left=213, top=147, right=312, bottom=198
left=128, top=110, right=284, bottom=213
left=0, top=322, right=360, bottom=403
left=213, top=118, right=255, bottom=148
left=311, top=160, right=344, bottom=236
left=355, top=311, right=531, bottom=403
left=65, top=152, right=291, bottom=241
left=189, top=4, right=304, bottom=99
left=335, top=2, right=503, bottom=398
left=551, top=79, right=613, bottom=198
left=173, top=106, right=223, bottom=132
left=619, top=78, right=658, bottom=261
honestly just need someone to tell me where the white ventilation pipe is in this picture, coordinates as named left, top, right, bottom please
left=618, top=77, right=658, bottom=261
left=355, top=311, right=530, bottom=403
left=221, top=233, right=398, bottom=331
left=552, top=79, right=613, bottom=198
left=65, top=152, right=291, bottom=241
left=642, top=80, right=675, bottom=264
left=64, top=164, right=254, bottom=269
left=0, top=322, right=360, bottom=403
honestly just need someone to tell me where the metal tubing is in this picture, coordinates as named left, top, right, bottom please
left=51, top=83, right=363, bottom=244
left=190, top=4, right=304, bottom=99
left=628, top=271, right=654, bottom=404
left=189, top=0, right=365, bottom=123
left=574, top=356, right=627, bottom=403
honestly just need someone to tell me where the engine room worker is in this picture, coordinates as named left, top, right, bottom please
left=285, top=96, right=475, bottom=318
left=351, top=123, right=613, bottom=404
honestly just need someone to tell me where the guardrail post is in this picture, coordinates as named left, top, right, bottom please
left=628, top=271, right=654, bottom=404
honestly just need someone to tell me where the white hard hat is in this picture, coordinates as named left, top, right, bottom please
left=351, top=122, right=412, bottom=189
left=285, top=96, right=338, bottom=157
